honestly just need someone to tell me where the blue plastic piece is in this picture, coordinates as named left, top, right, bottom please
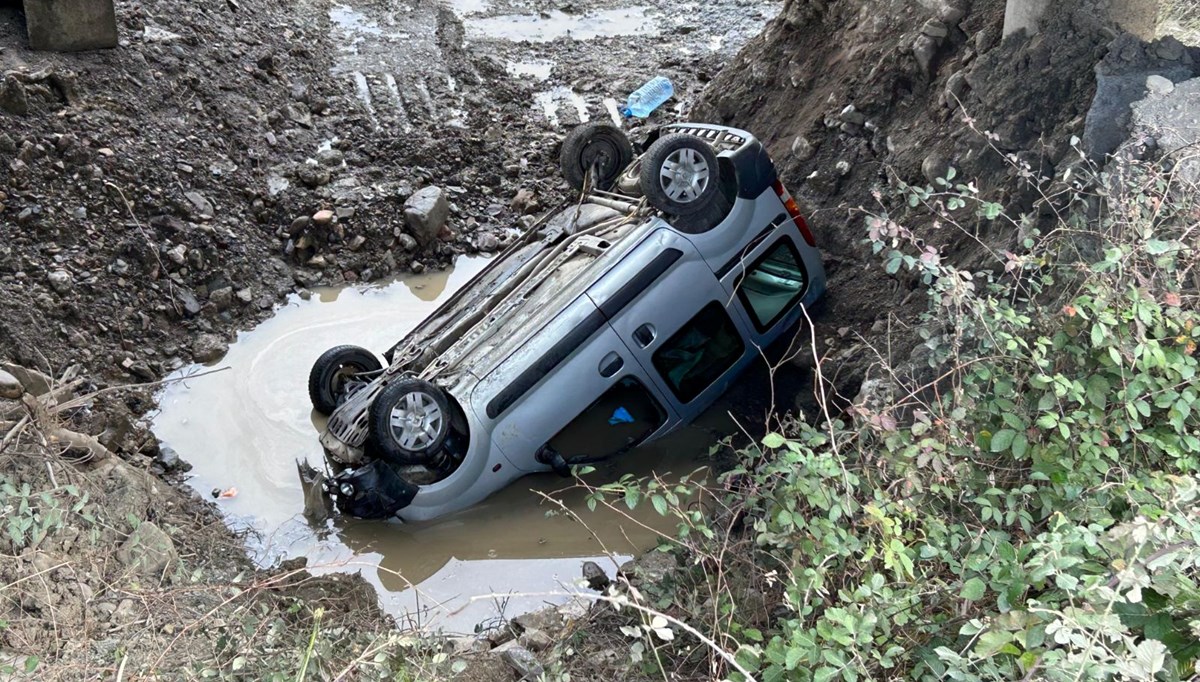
left=609, top=407, right=635, bottom=426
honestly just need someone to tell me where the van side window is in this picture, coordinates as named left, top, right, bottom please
left=737, top=238, right=808, bottom=331
left=653, top=302, right=745, bottom=403
left=547, top=376, right=667, bottom=464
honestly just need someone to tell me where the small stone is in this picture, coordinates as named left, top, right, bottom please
left=0, top=369, right=23, bottom=399
left=922, top=152, right=952, bottom=185
left=396, top=233, right=418, bottom=251
left=288, top=216, right=310, bottom=236
left=835, top=160, right=852, bottom=176
left=192, top=334, right=227, bottom=362
left=209, top=286, right=233, bottom=311
left=791, top=135, right=815, bottom=161
left=315, top=148, right=345, bottom=167
left=348, top=235, right=367, bottom=251
left=518, top=629, right=553, bottom=653
left=510, top=188, right=537, bottom=214
left=943, top=70, right=969, bottom=106
left=17, top=208, right=36, bottom=225
left=477, top=233, right=500, bottom=252
left=921, top=19, right=949, bottom=39
left=404, top=186, right=450, bottom=246
left=48, top=270, right=73, bottom=294
left=838, top=104, right=865, bottom=126
left=116, top=522, right=178, bottom=576
left=177, top=288, right=202, bottom=317
left=236, top=288, right=253, bottom=304
left=912, top=35, right=938, bottom=78
left=1155, top=38, right=1185, bottom=61
left=411, top=260, right=425, bottom=274
left=184, top=191, right=214, bottom=219
left=143, top=26, right=183, bottom=42
left=312, top=209, right=334, bottom=225
left=157, top=445, right=183, bottom=470
left=0, top=77, right=28, bottom=116
left=618, top=551, right=678, bottom=587
left=499, top=645, right=544, bottom=679
left=582, top=561, right=610, bottom=590
left=335, top=206, right=355, bottom=220
left=166, top=243, right=187, bottom=265
left=307, top=254, right=327, bottom=268
left=1146, top=75, right=1175, bottom=96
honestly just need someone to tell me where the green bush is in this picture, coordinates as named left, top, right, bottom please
left=589, top=153, right=1200, bottom=681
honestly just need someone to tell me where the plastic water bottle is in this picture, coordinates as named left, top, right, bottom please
left=621, top=76, right=674, bottom=118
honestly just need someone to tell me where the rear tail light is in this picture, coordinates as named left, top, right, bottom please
left=773, top=180, right=817, bottom=247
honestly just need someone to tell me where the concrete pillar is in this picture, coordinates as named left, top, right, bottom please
left=1003, top=0, right=1161, bottom=38
left=23, top=0, right=118, bottom=52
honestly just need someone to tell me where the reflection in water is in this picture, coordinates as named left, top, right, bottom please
left=153, top=256, right=731, bottom=632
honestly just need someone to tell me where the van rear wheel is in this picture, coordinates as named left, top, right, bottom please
left=639, top=133, right=721, bottom=217
left=369, top=379, right=451, bottom=465
left=560, top=122, right=634, bottom=192
left=309, top=345, right=382, bottom=415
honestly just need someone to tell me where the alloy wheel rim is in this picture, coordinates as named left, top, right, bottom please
left=659, top=148, right=710, bottom=203
left=388, top=391, right=443, bottom=451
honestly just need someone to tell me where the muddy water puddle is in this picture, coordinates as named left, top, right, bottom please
left=464, top=6, right=658, bottom=42
left=153, top=256, right=728, bottom=632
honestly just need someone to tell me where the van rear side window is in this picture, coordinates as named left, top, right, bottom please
left=653, top=302, right=745, bottom=403
left=737, top=238, right=807, bottom=331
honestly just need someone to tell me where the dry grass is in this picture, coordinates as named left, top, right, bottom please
left=1160, top=0, right=1200, bottom=43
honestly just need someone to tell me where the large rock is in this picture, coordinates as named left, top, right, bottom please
left=618, top=551, right=678, bottom=587
left=0, top=362, right=52, bottom=396
left=0, top=369, right=23, bottom=399
left=403, top=186, right=449, bottom=247
left=23, top=0, right=118, bottom=51
left=116, top=522, right=178, bottom=576
left=1130, top=76, right=1200, bottom=185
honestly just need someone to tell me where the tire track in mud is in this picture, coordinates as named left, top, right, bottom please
left=329, top=0, right=474, bottom=131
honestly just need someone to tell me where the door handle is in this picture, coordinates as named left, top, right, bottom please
left=632, top=323, right=656, bottom=348
left=599, top=352, right=624, bottom=378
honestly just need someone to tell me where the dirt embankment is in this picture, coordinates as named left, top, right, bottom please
left=0, top=0, right=537, bottom=386
left=694, top=0, right=1199, bottom=403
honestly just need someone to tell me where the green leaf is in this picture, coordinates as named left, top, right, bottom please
left=785, top=646, right=804, bottom=670
left=651, top=495, right=668, bottom=517
left=975, top=630, right=1014, bottom=657
left=1085, top=375, right=1109, bottom=409
left=23, top=656, right=38, bottom=673
left=961, top=577, right=986, bottom=601
left=762, top=433, right=786, bottom=449
left=990, top=429, right=1016, bottom=453
left=1011, top=433, right=1029, bottom=458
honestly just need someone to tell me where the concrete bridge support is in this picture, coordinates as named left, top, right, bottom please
left=1003, top=0, right=1161, bottom=38
left=23, top=0, right=118, bottom=51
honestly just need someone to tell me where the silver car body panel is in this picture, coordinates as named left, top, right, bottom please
left=319, top=124, right=827, bottom=521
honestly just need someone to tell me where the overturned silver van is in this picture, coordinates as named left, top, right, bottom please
left=306, top=122, right=826, bottom=521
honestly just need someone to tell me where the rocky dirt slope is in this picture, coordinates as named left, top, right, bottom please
left=694, top=0, right=1199, bottom=405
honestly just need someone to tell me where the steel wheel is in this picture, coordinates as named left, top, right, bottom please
left=388, top=390, right=444, bottom=451
left=659, top=147, right=711, bottom=203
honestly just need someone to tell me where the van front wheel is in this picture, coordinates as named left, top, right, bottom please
left=369, top=379, right=451, bottom=465
left=639, top=133, right=721, bottom=217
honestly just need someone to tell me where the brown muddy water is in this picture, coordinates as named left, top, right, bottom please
left=152, top=256, right=732, bottom=633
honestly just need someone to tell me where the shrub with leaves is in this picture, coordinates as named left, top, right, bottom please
left=582, top=151, right=1200, bottom=681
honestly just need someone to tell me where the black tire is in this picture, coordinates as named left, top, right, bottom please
left=308, top=345, right=382, bottom=415
left=639, top=133, right=721, bottom=216
left=368, top=379, right=451, bottom=465
left=560, top=122, right=635, bottom=192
